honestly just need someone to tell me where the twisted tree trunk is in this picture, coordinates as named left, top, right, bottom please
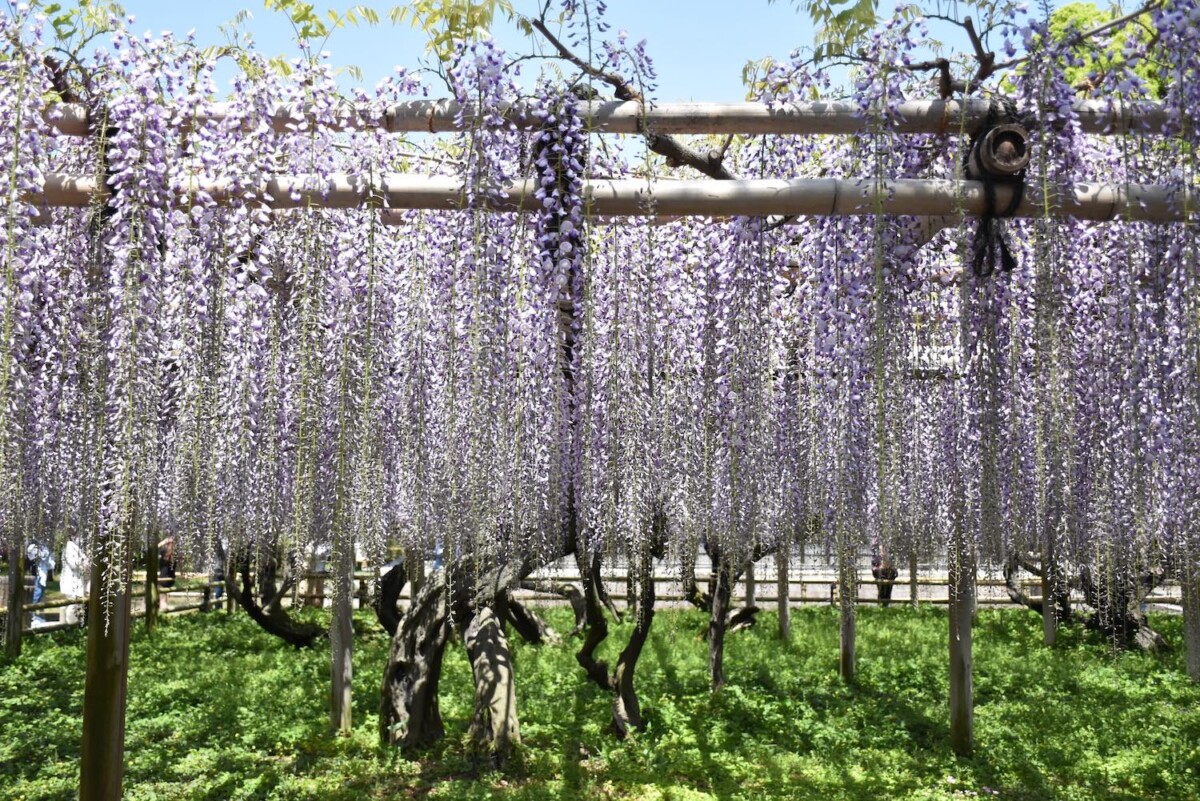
left=504, top=592, right=560, bottom=645
left=234, top=560, right=325, bottom=648
left=520, top=578, right=586, bottom=635
left=612, top=546, right=656, bottom=737
left=709, top=561, right=733, bottom=690
left=373, top=559, right=406, bottom=638
left=576, top=549, right=615, bottom=691
left=379, top=573, right=451, bottom=748
left=463, top=607, right=520, bottom=764
left=1004, top=551, right=1165, bottom=652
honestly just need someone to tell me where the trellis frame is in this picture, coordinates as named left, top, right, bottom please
left=29, top=90, right=1197, bottom=795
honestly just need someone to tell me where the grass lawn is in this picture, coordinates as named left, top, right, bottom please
left=1, top=605, right=1197, bottom=800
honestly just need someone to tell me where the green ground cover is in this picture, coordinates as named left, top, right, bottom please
left=0, top=606, right=1197, bottom=800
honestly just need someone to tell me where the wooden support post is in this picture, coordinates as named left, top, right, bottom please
left=330, top=540, right=354, bottom=735
left=1040, top=535, right=1057, bottom=647
left=910, top=548, right=919, bottom=609
left=1184, top=561, right=1200, bottom=683
left=948, top=529, right=975, bottom=757
left=80, top=541, right=133, bottom=801
left=4, top=544, right=23, bottom=660
left=776, top=545, right=790, bottom=640
left=744, top=559, right=756, bottom=606
left=144, top=538, right=159, bottom=633
left=838, top=542, right=856, bottom=682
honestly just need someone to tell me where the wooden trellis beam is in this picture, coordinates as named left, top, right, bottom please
left=29, top=173, right=1197, bottom=223
left=43, top=98, right=1172, bottom=138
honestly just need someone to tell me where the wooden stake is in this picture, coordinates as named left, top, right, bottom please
left=909, top=547, right=919, bottom=609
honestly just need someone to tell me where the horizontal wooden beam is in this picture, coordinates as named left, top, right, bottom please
left=43, top=98, right=1171, bottom=137
left=28, top=173, right=1196, bottom=222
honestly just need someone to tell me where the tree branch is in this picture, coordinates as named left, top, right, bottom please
left=529, top=17, right=737, bottom=181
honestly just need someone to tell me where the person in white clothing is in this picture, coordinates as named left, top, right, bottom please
left=59, top=538, right=89, bottom=626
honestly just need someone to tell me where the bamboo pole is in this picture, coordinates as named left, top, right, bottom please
left=43, top=98, right=1172, bottom=138
left=28, top=174, right=1197, bottom=223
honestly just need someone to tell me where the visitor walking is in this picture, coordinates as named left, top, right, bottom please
left=25, top=541, right=55, bottom=627
left=158, top=536, right=177, bottom=611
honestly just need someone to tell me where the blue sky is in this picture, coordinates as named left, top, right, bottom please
left=105, top=0, right=818, bottom=101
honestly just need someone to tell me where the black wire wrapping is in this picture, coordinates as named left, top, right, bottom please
left=968, top=102, right=1027, bottom=278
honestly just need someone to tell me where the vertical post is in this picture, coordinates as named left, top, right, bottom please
left=1183, top=561, right=1200, bottom=683
left=144, top=536, right=158, bottom=633
left=948, top=524, right=975, bottom=757
left=330, top=538, right=354, bottom=735
left=776, top=543, right=790, bottom=640
left=80, top=540, right=133, bottom=801
left=1040, top=538, right=1057, bottom=647
left=909, top=547, right=919, bottom=609
left=744, top=559, right=756, bottom=606
left=838, top=540, right=856, bottom=682
left=4, top=543, right=23, bottom=660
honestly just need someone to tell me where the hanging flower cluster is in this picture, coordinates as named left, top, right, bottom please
left=0, top=0, right=1196, bottom=630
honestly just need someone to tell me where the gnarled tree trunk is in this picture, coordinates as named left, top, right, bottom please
left=504, top=592, right=560, bottom=645
left=374, top=559, right=406, bottom=638
left=520, top=578, right=586, bottom=636
left=576, top=549, right=615, bottom=691
left=612, top=546, right=655, bottom=737
left=709, top=559, right=733, bottom=690
left=462, top=606, right=520, bottom=764
left=234, top=560, right=325, bottom=648
left=379, top=573, right=451, bottom=748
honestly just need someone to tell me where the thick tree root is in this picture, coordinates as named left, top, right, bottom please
left=234, top=563, right=325, bottom=648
